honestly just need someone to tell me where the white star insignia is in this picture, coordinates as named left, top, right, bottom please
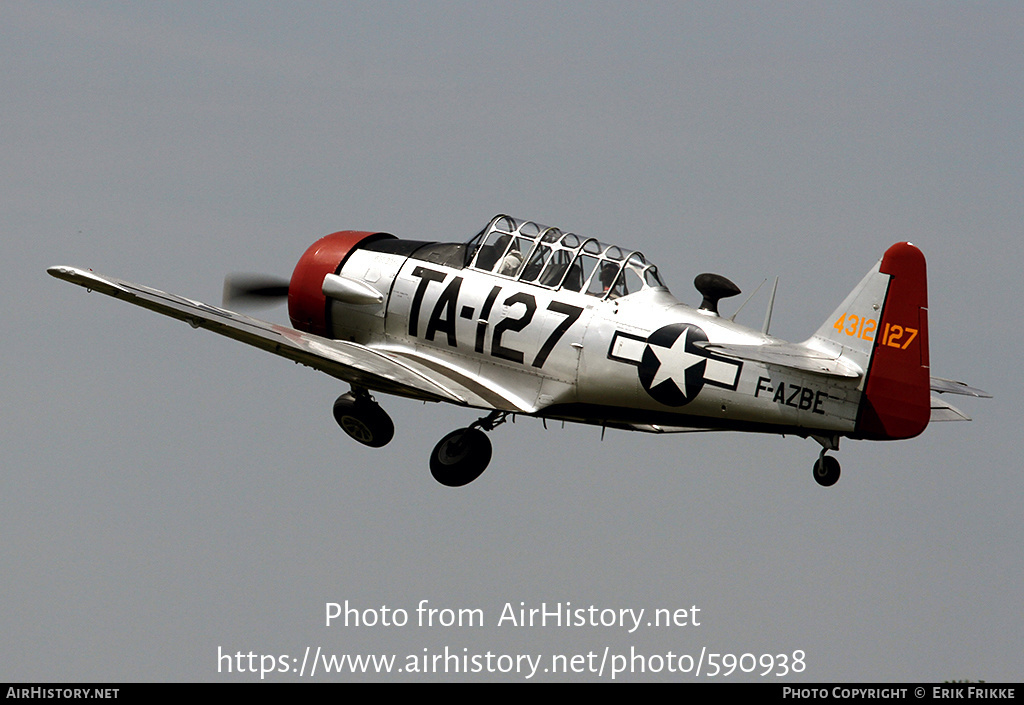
left=648, top=328, right=705, bottom=397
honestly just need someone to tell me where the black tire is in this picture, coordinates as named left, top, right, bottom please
left=332, top=394, right=394, bottom=448
left=813, top=455, right=841, bottom=487
left=429, top=428, right=492, bottom=487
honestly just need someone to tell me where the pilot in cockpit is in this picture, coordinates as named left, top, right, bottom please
left=498, top=246, right=524, bottom=276
left=597, top=261, right=622, bottom=298
left=475, top=233, right=510, bottom=272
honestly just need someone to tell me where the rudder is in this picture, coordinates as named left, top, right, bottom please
left=855, top=242, right=930, bottom=439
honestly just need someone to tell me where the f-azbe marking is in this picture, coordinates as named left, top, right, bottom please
left=755, top=376, right=828, bottom=415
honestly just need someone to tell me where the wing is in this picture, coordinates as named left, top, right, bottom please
left=47, top=266, right=505, bottom=409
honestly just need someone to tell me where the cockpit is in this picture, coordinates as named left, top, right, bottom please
left=466, top=215, right=667, bottom=299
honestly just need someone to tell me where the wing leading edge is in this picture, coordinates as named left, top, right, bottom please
left=47, top=266, right=477, bottom=407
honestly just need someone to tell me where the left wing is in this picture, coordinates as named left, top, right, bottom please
left=47, top=266, right=475, bottom=406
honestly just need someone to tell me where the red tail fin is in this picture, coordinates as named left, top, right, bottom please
left=855, top=242, right=930, bottom=440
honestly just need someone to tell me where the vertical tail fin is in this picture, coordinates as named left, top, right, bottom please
left=812, top=243, right=930, bottom=440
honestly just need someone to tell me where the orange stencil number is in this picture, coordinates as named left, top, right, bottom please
left=882, top=324, right=918, bottom=350
left=834, top=314, right=877, bottom=341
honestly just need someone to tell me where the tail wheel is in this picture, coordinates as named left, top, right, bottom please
left=813, top=455, right=841, bottom=487
left=430, top=428, right=492, bottom=487
left=333, top=393, right=394, bottom=448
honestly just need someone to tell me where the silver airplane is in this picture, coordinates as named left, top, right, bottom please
left=48, top=214, right=988, bottom=487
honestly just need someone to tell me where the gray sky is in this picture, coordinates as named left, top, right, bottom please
left=3, top=0, right=1021, bottom=682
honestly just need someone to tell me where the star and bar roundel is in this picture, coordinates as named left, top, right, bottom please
left=609, top=323, right=744, bottom=407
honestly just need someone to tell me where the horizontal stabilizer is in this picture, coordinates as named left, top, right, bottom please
left=930, top=376, right=991, bottom=398
left=695, top=341, right=862, bottom=378
left=930, top=395, right=971, bottom=422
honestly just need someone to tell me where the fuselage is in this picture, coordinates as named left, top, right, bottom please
left=320, top=218, right=862, bottom=439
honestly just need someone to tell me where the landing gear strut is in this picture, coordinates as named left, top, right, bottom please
left=429, top=411, right=508, bottom=487
left=333, top=390, right=394, bottom=448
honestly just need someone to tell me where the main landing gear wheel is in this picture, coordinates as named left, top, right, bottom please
left=813, top=455, right=841, bottom=487
left=430, top=428, right=492, bottom=487
left=333, top=393, right=394, bottom=448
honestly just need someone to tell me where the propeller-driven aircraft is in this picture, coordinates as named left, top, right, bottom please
left=49, top=214, right=988, bottom=487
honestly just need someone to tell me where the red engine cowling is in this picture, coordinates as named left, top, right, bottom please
left=288, top=230, right=394, bottom=336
